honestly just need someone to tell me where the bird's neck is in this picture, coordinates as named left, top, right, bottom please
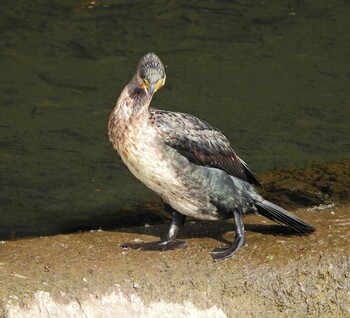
left=120, top=81, right=151, bottom=118
left=108, top=81, right=152, bottom=149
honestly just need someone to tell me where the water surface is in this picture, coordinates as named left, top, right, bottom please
left=0, top=0, right=349, bottom=238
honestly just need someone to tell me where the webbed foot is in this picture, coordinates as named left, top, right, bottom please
left=209, top=235, right=244, bottom=261
left=120, top=239, right=187, bottom=252
left=210, top=210, right=245, bottom=261
left=120, top=209, right=187, bottom=253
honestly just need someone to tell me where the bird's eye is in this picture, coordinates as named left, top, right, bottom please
left=142, top=79, right=149, bottom=86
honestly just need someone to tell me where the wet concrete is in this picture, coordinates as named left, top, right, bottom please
left=1, top=201, right=349, bottom=317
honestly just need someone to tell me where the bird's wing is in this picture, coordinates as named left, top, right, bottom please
left=149, top=108, right=261, bottom=186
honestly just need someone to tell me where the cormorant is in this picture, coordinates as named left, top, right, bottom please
left=108, top=53, right=314, bottom=261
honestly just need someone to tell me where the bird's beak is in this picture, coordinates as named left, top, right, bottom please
left=151, top=78, right=166, bottom=96
left=149, top=83, right=157, bottom=96
left=142, top=77, right=165, bottom=97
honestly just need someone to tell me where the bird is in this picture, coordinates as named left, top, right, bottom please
left=108, top=53, right=314, bottom=261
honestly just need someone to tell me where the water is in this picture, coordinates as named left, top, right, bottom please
left=0, top=0, right=349, bottom=238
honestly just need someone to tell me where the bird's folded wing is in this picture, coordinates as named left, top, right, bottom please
left=149, top=108, right=261, bottom=186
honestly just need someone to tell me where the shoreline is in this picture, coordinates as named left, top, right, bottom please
left=1, top=158, right=349, bottom=317
left=2, top=158, right=349, bottom=241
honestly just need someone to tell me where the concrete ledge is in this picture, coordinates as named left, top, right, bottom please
left=1, top=205, right=349, bottom=317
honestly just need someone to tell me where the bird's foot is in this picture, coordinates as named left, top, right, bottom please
left=209, top=236, right=244, bottom=261
left=120, top=239, right=187, bottom=252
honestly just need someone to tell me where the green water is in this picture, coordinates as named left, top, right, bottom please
left=0, top=0, right=349, bottom=238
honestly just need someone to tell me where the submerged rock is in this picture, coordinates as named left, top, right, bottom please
left=260, top=158, right=350, bottom=209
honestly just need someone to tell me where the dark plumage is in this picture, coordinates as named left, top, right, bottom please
left=149, top=109, right=261, bottom=186
left=108, top=53, right=314, bottom=261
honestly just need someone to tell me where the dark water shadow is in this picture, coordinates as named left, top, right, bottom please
left=0, top=207, right=167, bottom=241
left=0, top=205, right=303, bottom=244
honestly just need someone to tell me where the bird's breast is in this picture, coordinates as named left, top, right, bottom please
left=117, top=120, right=182, bottom=195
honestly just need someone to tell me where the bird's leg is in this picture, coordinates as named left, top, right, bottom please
left=120, top=209, right=187, bottom=252
left=210, top=210, right=245, bottom=261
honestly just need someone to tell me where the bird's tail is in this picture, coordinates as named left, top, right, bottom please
left=255, top=200, right=314, bottom=233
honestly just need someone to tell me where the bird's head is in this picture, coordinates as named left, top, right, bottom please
left=136, top=53, right=166, bottom=97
